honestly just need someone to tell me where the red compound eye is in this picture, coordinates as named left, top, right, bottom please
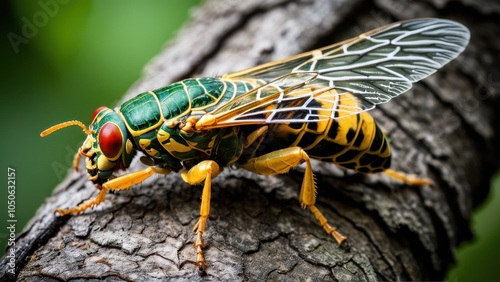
left=91, top=106, right=108, bottom=123
left=98, top=122, right=123, bottom=159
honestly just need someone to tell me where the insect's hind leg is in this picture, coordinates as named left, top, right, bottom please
left=240, top=147, right=347, bottom=246
left=383, top=169, right=431, bottom=186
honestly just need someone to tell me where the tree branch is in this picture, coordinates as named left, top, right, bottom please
left=2, top=0, right=499, bottom=281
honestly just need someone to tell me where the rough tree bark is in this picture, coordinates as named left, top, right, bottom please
left=2, top=0, right=499, bottom=281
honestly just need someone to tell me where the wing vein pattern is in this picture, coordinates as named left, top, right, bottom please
left=215, top=19, right=470, bottom=125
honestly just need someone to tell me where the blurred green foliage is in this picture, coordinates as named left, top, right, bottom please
left=0, top=0, right=200, bottom=256
left=0, top=1, right=499, bottom=280
left=447, top=175, right=500, bottom=281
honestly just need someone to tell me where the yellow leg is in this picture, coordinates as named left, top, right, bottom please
left=180, top=160, right=221, bottom=270
left=55, top=166, right=168, bottom=216
left=55, top=187, right=108, bottom=217
left=240, top=147, right=347, bottom=246
left=384, top=169, right=431, bottom=186
left=242, top=126, right=268, bottom=148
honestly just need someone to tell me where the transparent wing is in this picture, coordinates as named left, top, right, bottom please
left=295, top=18, right=470, bottom=106
left=197, top=72, right=324, bottom=129
left=206, top=85, right=358, bottom=126
left=204, top=18, right=469, bottom=128
left=197, top=74, right=362, bottom=129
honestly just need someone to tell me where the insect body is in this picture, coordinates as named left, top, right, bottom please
left=41, top=18, right=470, bottom=270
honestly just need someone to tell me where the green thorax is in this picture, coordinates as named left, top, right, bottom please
left=117, top=77, right=255, bottom=169
left=119, top=77, right=255, bottom=135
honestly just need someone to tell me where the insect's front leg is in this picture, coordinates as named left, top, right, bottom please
left=55, top=166, right=170, bottom=216
left=55, top=187, right=108, bottom=217
left=383, top=169, right=431, bottom=186
left=239, top=147, right=348, bottom=246
left=180, top=160, right=221, bottom=270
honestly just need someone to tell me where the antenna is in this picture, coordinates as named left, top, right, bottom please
left=40, top=120, right=93, bottom=137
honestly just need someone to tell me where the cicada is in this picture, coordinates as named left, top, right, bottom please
left=41, top=18, right=470, bottom=270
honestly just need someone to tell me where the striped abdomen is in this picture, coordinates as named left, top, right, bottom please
left=268, top=91, right=391, bottom=173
